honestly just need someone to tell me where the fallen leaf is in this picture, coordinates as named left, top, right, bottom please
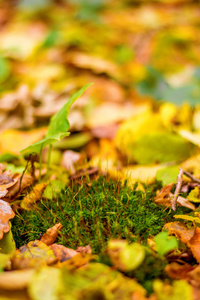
left=179, top=129, right=200, bottom=147
left=123, top=164, right=163, bottom=184
left=61, top=252, right=92, bottom=270
left=0, top=177, right=18, bottom=198
left=41, top=223, right=63, bottom=246
left=164, top=222, right=200, bottom=262
left=188, top=187, right=200, bottom=203
left=0, top=228, right=16, bottom=254
left=163, top=222, right=195, bottom=245
left=187, top=227, right=200, bottom=262
left=0, top=128, right=47, bottom=155
left=68, top=52, right=118, bottom=76
left=0, top=200, right=15, bottom=240
left=165, top=262, right=194, bottom=280
left=86, top=102, right=135, bottom=128
left=0, top=269, right=34, bottom=290
left=49, top=244, right=78, bottom=262
left=12, top=240, right=57, bottom=269
left=3, top=174, right=34, bottom=203
left=107, top=239, right=145, bottom=272
left=0, top=253, right=12, bottom=270
left=154, top=184, right=195, bottom=210
left=28, top=266, right=64, bottom=300
left=20, top=183, right=48, bottom=210
left=154, top=231, right=178, bottom=257
left=76, top=245, right=92, bottom=254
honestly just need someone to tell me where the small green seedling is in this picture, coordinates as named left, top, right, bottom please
left=20, top=83, right=92, bottom=179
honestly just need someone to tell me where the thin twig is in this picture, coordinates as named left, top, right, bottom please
left=182, top=169, right=200, bottom=184
left=171, top=167, right=184, bottom=211
left=171, top=167, right=200, bottom=211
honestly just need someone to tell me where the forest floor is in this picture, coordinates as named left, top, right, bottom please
left=0, top=1, right=200, bottom=299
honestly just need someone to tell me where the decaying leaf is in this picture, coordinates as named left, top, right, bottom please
left=41, top=223, right=63, bottom=246
left=187, top=227, right=200, bottom=263
left=163, top=222, right=195, bottom=245
left=12, top=240, right=57, bottom=269
left=165, top=262, right=194, bottom=280
left=154, top=183, right=195, bottom=210
left=164, top=222, right=200, bottom=262
left=20, top=182, right=48, bottom=210
left=0, top=200, right=15, bottom=240
left=3, top=174, right=34, bottom=203
left=49, top=244, right=78, bottom=262
left=76, top=245, right=92, bottom=254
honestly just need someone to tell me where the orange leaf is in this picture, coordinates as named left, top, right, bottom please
left=163, top=222, right=195, bottom=245
left=49, top=244, right=78, bottom=262
left=41, top=223, right=63, bottom=246
left=188, top=227, right=200, bottom=262
left=0, top=200, right=15, bottom=240
left=20, top=183, right=47, bottom=210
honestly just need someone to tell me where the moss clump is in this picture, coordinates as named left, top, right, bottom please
left=133, top=249, right=167, bottom=295
left=12, top=176, right=183, bottom=253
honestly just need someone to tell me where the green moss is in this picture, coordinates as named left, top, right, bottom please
left=133, top=249, right=167, bottom=295
left=12, top=176, right=186, bottom=253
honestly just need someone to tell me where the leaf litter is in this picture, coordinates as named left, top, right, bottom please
left=1, top=0, right=200, bottom=299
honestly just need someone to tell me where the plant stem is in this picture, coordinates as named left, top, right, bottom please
left=47, top=144, right=52, bottom=176
left=39, top=147, right=43, bottom=181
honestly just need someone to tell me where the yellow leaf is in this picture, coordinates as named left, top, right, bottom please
left=179, top=129, right=200, bottom=147
left=21, top=183, right=48, bottom=210
left=174, top=214, right=200, bottom=224
left=0, top=128, right=47, bottom=155
left=122, top=164, right=163, bottom=184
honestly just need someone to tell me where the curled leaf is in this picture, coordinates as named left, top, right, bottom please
left=41, top=223, right=63, bottom=246
left=21, top=183, right=48, bottom=210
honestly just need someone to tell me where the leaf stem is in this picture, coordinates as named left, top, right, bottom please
left=39, top=147, right=43, bottom=181
left=47, top=144, right=52, bottom=176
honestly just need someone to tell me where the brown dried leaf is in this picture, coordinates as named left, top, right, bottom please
left=20, top=182, right=47, bottom=210
left=164, top=222, right=200, bottom=262
left=40, top=223, right=63, bottom=246
left=154, top=183, right=174, bottom=205
left=76, top=245, right=92, bottom=254
left=12, top=240, right=57, bottom=269
left=165, top=262, right=194, bottom=280
left=0, top=177, right=18, bottom=198
left=188, top=227, right=200, bottom=262
left=3, top=174, right=34, bottom=203
left=154, top=183, right=195, bottom=210
left=49, top=244, right=78, bottom=262
left=0, top=200, right=15, bottom=240
left=163, top=222, right=195, bottom=245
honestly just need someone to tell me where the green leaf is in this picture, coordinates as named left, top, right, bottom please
left=0, top=228, right=16, bottom=254
left=0, top=153, right=18, bottom=163
left=20, top=83, right=92, bottom=155
left=154, top=232, right=178, bottom=257
left=156, top=165, right=179, bottom=185
left=0, top=57, right=11, bottom=83
left=131, top=132, right=190, bottom=164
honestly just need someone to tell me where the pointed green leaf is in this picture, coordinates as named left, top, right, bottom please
left=20, top=83, right=92, bottom=155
